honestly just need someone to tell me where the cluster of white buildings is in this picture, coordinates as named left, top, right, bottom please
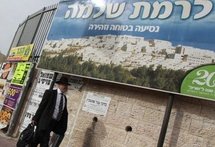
left=44, top=35, right=215, bottom=71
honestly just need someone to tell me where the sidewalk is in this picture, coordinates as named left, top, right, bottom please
left=0, top=131, right=17, bottom=147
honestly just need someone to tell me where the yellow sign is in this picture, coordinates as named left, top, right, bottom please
left=7, top=44, right=33, bottom=61
left=11, top=63, right=32, bottom=86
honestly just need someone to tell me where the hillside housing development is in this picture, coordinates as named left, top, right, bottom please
left=44, top=35, right=215, bottom=71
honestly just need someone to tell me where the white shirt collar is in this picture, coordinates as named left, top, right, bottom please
left=57, top=88, right=63, bottom=94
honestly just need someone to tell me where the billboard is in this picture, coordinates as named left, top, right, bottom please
left=0, top=105, right=13, bottom=129
left=7, top=44, right=33, bottom=62
left=11, top=62, right=32, bottom=86
left=37, top=0, right=215, bottom=100
left=3, top=84, right=22, bottom=109
left=0, top=63, right=13, bottom=79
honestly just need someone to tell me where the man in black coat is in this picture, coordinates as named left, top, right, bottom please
left=31, top=76, right=70, bottom=147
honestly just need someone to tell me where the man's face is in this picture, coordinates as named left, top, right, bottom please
left=58, top=84, right=68, bottom=93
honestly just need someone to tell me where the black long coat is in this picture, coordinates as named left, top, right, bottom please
left=32, top=89, right=68, bottom=135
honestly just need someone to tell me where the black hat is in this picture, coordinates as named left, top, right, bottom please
left=56, top=76, right=71, bottom=85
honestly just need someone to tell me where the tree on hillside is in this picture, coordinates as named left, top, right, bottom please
left=38, top=53, right=186, bottom=92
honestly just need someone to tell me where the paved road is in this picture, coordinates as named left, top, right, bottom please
left=0, top=131, right=17, bottom=147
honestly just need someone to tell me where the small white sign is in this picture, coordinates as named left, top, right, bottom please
left=82, top=92, right=111, bottom=116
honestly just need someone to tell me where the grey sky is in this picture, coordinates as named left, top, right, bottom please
left=0, top=0, right=60, bottom=55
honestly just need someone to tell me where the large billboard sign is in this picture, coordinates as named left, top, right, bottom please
left=38, top=0, right=215, bottom=100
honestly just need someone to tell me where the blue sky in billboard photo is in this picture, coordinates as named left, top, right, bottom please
left=47, top=0, right=215, bottom=52
left=0, top=0, right=60, bottom=55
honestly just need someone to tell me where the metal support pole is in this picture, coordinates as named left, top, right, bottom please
left=49, top=72, right=58, bottom=90
left=157, top=94, right=174, bottom=147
